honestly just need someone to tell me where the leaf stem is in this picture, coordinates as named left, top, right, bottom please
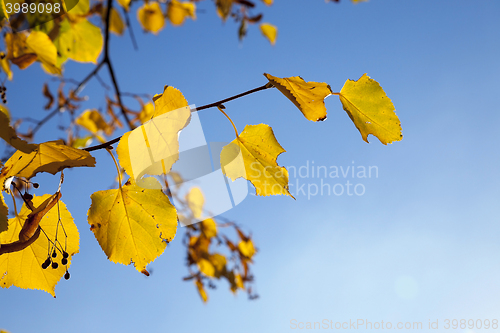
left=218, top=106, right=239, bottom=138
left=106, top=147, right=123, bottom=190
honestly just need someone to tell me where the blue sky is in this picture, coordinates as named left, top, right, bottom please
left=1, top=0, right=500, bottom=332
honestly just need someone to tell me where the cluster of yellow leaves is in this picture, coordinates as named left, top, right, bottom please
left=137, top=0, right=196, bottom=34
left=214, top=73, right=401, bottom=197
left=182, top=189, right=257, bottom=302
left=0, top=110, right=96, bottom=295
left=264, top=73, right=402, bottom=144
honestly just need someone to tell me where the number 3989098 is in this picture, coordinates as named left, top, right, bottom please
left=6, top=1, right=61, bottom=14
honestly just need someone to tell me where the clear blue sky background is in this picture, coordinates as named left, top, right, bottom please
left=1, top=0, right=500, bottom=332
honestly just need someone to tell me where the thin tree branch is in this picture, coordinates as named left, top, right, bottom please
left=103, top=0, right=135, bottom=131
left=83, top=82, right=274, bottom=152
left=122, top=7, right=138, bottom=51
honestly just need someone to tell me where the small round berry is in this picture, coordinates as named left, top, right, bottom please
left=61, top=258, right=68, bottom=265
left=52, top=250, right=57, bottom=258
left=51, top=262, right=58, bottom=269
left=33, top=183, right=39, bottom=189
left=41, top=262, right=49, bottom=269
left=64, top=271, right=70, bottom=280
left=62, top=251, right=69, bottom=259
left=23, top=193, right=33, bottom=201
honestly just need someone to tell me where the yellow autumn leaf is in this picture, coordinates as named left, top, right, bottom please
left=0, top=140, right=96, bottom=190
left=0, top=195, right=79, bottom=297
left=0, top=192, right=7, bottom=234
left=338, top=73, right=402, bottom=144
left=201, top=218, right=217, bottom=239
left=186, top=187, right=204, bottom=219
left=109, top=7, right=125, bottom=35
left=137, top=2, right=165, bottom=34
left=235, top=273, right=244, bottom=289
left=76, top=109, right=111, bottom=142
left=152, top=86, right=189, bottom=118
left=216, top=0, right=232, bottom=20
left=261, top=0, right=273, bottom=5
left=196, top=279, right=208, bottom=302
left=55, top=19, right=103, bottom=64
left=117, top=0, right=131, bottom=11
left=87, top=178, right=177, bottom=274
left=264, top=73, right=333, bottom=122
left=197, top=258, right=214, bottom=277
left=167, top=0, right=196, bottom=26
left=221, top=124, right=293, bottom=198
left=117, top=86, right=191, bottom=187
left=0, top=111, right=37, bottom=154
left=260, top=23, right=277, bottom=45
left=26, top=31, right=60, bottom=74
left=238, top=239, right=256, bottom=258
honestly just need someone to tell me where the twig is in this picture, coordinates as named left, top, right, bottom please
left=31, top=61, right=105, bottom=135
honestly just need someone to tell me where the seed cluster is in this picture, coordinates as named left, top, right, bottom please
left=41, top=249, right=71, bottom=280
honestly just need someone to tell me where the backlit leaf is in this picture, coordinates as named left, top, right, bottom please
left=238, top=239, right=256, bottom=258
left=196, top=279, right=208, bottom=302
left=117, top=86, right=191, bottom=186
left=0, top=140, right=96, bottom=189
left=221, top=124, right=293, bottom=198
left=0, top=195, right=79, bottom=297
left=26, top=31, right=60, bottom=74
left=152, top=86, right=189, bottom=118
left=260, top=23, right=277, bottom=45
left=76, top=109, right=111, bottom=142
left=137, top=2, right=165, bottom=34
left=167, top=0, right=196, bottom=26
left=87, top=178, right=177, bottom=273
left=339, top=73, right=402, bottom=144
left=0, top=111, right=37, bottom=154
left=55, top=19, right=103, bottom=64
left=201, top=218, right=217, bottom=239
left=264, top=73, right=332, bottom=121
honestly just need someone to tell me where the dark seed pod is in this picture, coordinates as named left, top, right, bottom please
left=61, top=258, right=68, bottom=265
left=41, top=261, right=49, bottom=269
left=51, top=262, right=59, bottom=269
left=33, top=183, right=39, bottom=189
left=52, top=250, right=57, bottom=258
left=64, top=271, right=70, bottom=280
left=23, top=193, right=33, bottom=201
left=62, top=251, right=69, bottom=259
